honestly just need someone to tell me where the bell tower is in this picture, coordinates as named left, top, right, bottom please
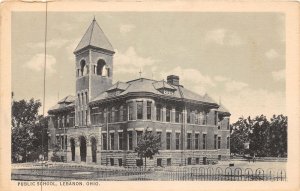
left=74, top=18, right=115, bottom=126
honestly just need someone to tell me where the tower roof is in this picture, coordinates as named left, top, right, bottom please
left=74, top=18, right=114, bottom=54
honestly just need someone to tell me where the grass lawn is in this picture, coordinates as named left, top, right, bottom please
left=11, top=160, right=287, bottom=181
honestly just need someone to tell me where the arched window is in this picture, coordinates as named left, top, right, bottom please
left=96, top=59, right=108, bottom=76
left=80, top=60, right=87, bottom=76
left=81, top=92, right=85, bottom=105
left=85, top=92, right=88, bottom=105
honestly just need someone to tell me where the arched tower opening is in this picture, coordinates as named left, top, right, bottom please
left=80, top=60, right=88, bottom=76
left=96, top=59, right=109, bottom=77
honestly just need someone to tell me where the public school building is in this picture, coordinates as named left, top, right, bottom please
left=47, top=18, right=231, bottom=167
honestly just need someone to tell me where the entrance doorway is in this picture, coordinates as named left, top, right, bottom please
left=91, top=137, right=97, bottom=163
left=70, top=138, right=75, bottom=161
left=218, top=155, right=222, bottom=160
left=80, top=136, right=87, bottom=162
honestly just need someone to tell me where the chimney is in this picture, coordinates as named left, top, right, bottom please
left=167, top=75, right=180, bottom=86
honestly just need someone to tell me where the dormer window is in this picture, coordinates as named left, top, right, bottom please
left=108, top=90, right=121, bottom=97
left=163, top=90, right=174, bottom=95
left=153, top=80, right=176, bottom=95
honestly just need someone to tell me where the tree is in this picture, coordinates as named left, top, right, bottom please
left=30, top=115, right=49, bottom=161
left=230, top=114, right=287, bottom=158
left=135, top=127, right=161, bottom=168
left=230, top=117, right=252, bottom=155
left=249, top=115, right=270, bottom=157
left=268, top=115, right=287, bottom=157
left=11, top=98, right=47, bottom=162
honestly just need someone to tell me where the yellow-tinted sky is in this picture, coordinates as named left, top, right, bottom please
left=12, top=12, right=285, bottom=121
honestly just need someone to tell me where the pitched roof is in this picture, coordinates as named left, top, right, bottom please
left=74, top=18, right=114, bottom=53
left=218, top=103, right=231, bottom=116
left=90, top=78, right=219, bottom=106
left=153, top=80, right=176, bottom=90
left=58, top=95, right=75, bottom=104
left=107, top=81, right=130, bottom=92
left=48, top=95, right=75, bottom=113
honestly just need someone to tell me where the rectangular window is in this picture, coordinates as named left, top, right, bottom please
left=187, top=133, right=192, bottom=150
left=147, top=101, right=151, bottom=120
left=63, top=116, right=67, bottom=127
left=195, top=134, right=199, bottom=149
left=187, top=110, right=191, bottom=123
left=102, top=133, right=107, bottom=150
left=112, top=107, right=120, bottom=122
left=175, top=108, right=180, bottom=123
left=108, top=108, right=112, bottom=123
left=196, top=158, right=200, bottom=164
left=157, top=158, right=162, bottom=167
left=81, top=111, right=84, bottom=126
left=118, top=132, right=123, bottom=150
left=166, top=132, right=171, bottom=150
left=156, top=105, right=161, bottom=121
left=128, top=102, right=134, bottom=120
left=157, top=132, right=162, bottom=148
left=118, top=158, right=122, bottom=166
left=215, top=111, right=218, bottom=125
left=118, top=106, right=123, bottom=122
left=122, top=105, right=127, bottom=121
left=176, top=133, right=180, bottom=150
left=99, top=110, right=104, bottom=124
left=128, top=132, right=133, bottom=150
left=187, top=157, right=192, bottom=165
left=55, top=135, right=59, bottom=145
left=69, top=112, right=75, bottom=127
left=110, top=133, right=114, bottom=150
left=85, top=92, right=88, bottom=105
left=78, top=94, right=80, bottom=106
left=110, top=158, right=114, bottom=166
left=194, top=111, right=199, bottom=124
left=199, top=112, right=204, bottom=125
left=81, top=93, right=84, bottom=106
left=120, top=106, right=123, bottom=121
left=59, top=136, right=63, bottom=149
left=214, top=135, right=217, bottom=149
left=167, top=158, right=171, bottom=166
left=137, top=131, right=143, bottom=145
left=57, top=117, right=61, bottom=128
left=218, top=137, right=221, bottom=149
left=227, top=119, right=230, bottom=130
left=227, top=137, right=230, bottom=149
left=203, top=134, right=207, bottom=149
left=64, top=135, right=67, bottom=150
left=85, top=110, right=88, bottom=125
left=137, top=101, right=143, bottom=120
left=166, top=107, right=171, bottom=122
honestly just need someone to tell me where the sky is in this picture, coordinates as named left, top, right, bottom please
left=12, top=12, right=285, bottom=122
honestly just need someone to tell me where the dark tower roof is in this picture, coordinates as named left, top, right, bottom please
left=74, top=18, right=114, bottom=54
